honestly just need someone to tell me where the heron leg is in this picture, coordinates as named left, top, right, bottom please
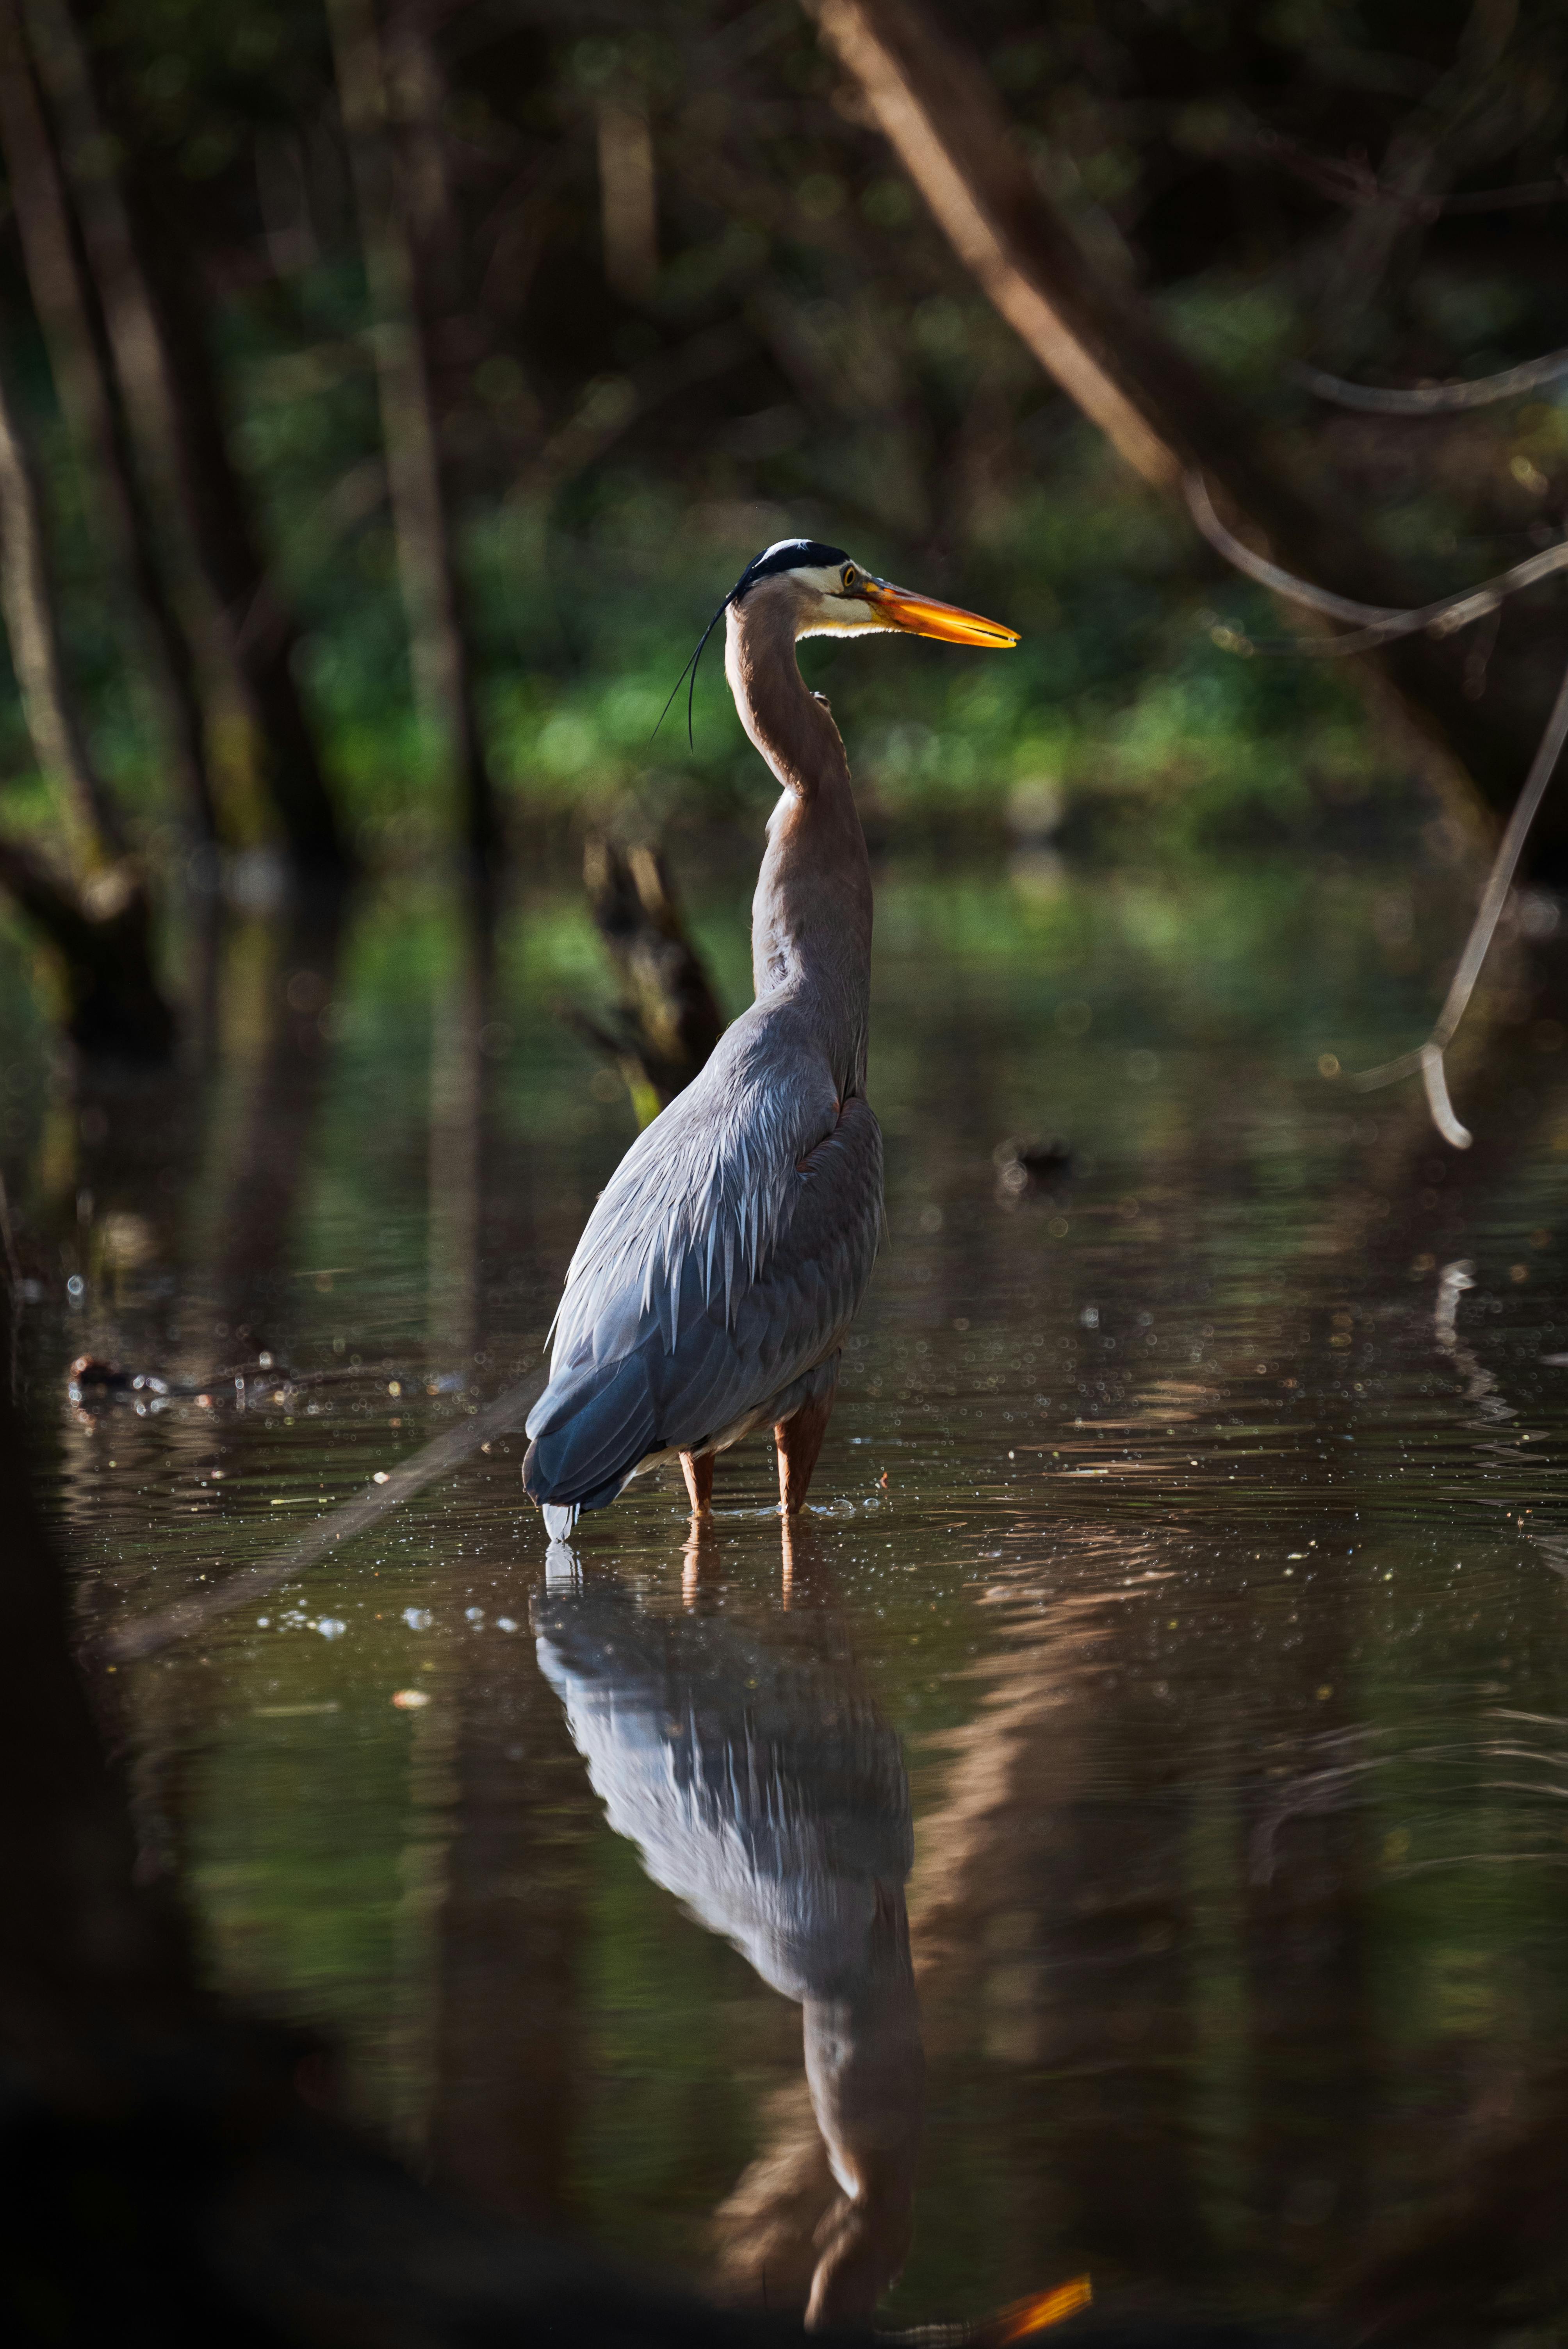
left=775, top=1360, right=838, bottom=1514
left=681, top=1449, right=714, bottom=1515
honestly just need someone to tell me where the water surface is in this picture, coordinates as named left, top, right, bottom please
left=12, top=849, right=1568, bottom=2333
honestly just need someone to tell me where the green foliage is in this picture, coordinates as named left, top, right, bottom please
left=0, top=0, right=1563, bottom=877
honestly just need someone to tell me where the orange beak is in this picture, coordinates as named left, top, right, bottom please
left=863, top=577, right=1020, bottom=648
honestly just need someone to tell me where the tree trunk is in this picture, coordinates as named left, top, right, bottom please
left=0, top=0, right=219, bottom=850
left=0, top=331, right=174, bottom=1060
left=804, top=0, right=1568, bottom=870
left=0, top=330, right=128, bottom=862
left=0, top=832, right=173, bottom=1060
left=326, top=0, right=500, bottom=879
left=23, top=0, right=349, bottom=884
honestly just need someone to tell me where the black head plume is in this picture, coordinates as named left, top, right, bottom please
left=652, top=538, right=852, bottom=747
left=650, top=594, right=728, bottom=750
left=728, top=538, right=850, bottom=601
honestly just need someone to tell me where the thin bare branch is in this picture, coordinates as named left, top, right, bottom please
left=1421, top=1044, right=1472, bottom=1150
left=1248, top=126, right=1568, bottom=221
left=805, top=0, right=1182, bottom=487
left=1186, top=472, right=1568, bottom=656
left=1184, top=475, right=1405, bottom=626
left=1299, top=347, right=1568, bottom=413
left=1353, top=652, right=1568, bottom=1147
left=1431, top=659, right=1568, bottom=1051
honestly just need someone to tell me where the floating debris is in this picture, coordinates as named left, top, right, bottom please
left=68, top=1355, right=130, bottom=1403
left=992, top=1135, right=1073, bottom=1201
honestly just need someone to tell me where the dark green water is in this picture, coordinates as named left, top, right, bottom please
left=12, top=848, right=1568, bottom=2333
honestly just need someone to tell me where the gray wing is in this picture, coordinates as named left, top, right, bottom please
left=526, top=1053, right=882, bottom=1507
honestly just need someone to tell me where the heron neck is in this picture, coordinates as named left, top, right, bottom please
left=725, top=595, right=873, bottom=1098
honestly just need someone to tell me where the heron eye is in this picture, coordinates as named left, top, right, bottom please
left=842, top=567, right=859, bottom=590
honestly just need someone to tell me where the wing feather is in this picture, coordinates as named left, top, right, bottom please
left=526, top=1017, right=882, bottom=1508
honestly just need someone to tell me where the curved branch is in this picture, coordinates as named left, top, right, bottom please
left=1352, top=652, right=1568, bottom=1147
left=1184, top=475, right=1404, bottom=625
left=1298, top=347, right=1568, bottom=414
left=1186, top=473, right=1568, bottom=657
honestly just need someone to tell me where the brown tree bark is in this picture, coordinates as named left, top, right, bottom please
left=0, top=321, right=176, bottom=1059
left=326, top=0, right=500, bottom=879
left=0, top=331, right=126, bottom=862
left=0, top=833, right=175, bottom=1060
left=803, top=0, right=1566, bottom=869
left=24, top=0, right=349, bottom=883
left=0, top=0, right=219, bottom=848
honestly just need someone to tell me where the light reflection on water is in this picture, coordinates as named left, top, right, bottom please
left=12, top=851, right=1568, bottom=2331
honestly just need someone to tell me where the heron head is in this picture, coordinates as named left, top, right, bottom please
left=729, top=538, right=1020, bottom=649
left=656, top=538, right=1018, bottom=745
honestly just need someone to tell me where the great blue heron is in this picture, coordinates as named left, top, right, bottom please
left=524, top=540, right=1018, bottom=1540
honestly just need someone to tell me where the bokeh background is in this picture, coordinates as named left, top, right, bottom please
left=9, top=9, right=1568, bottom=2342
left=1, top=0, right=1566, bottom=910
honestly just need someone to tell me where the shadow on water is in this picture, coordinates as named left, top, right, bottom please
left=12, top=853, right=1568, bottom=2336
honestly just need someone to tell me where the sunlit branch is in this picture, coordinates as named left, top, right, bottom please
left=1353, top=654, right=1568, bottom=1148
left=1297, top=346, right=1568, bottom=413
left=1185, top=473, right=1568, bottom=657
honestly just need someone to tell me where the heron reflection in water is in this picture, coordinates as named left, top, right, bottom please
left=532, top=1542, right=923, bottom=2328
left=524, top=542, right=1017, bottom=1540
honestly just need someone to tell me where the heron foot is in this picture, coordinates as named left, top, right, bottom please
left=680, top=1450, right=714, bottom=1515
